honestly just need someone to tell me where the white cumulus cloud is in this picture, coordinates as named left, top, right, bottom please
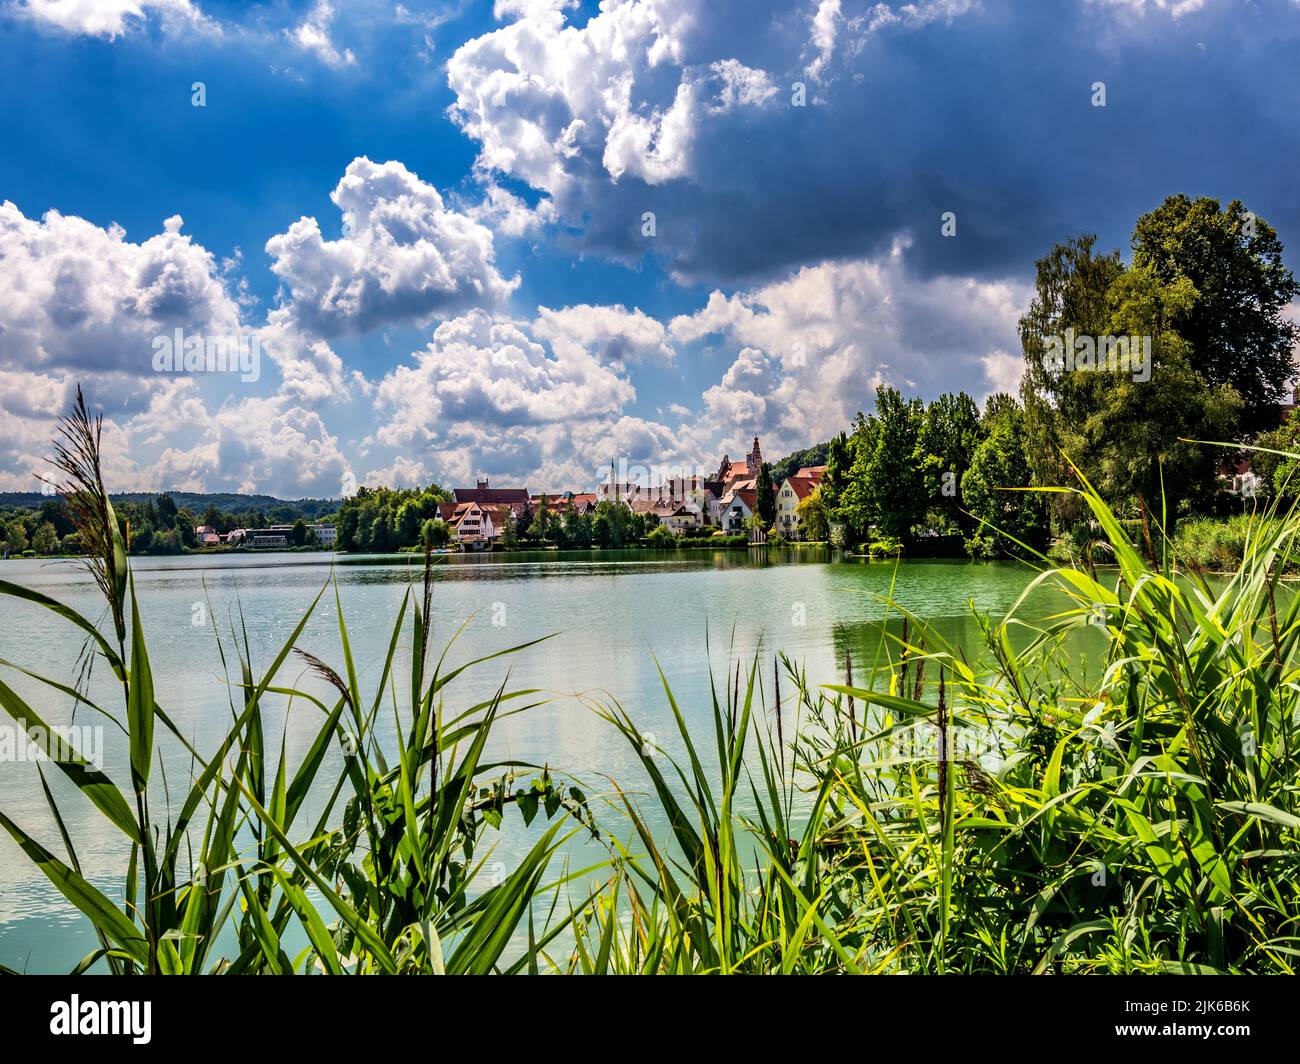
left=265, top=157, right=519, bottom=338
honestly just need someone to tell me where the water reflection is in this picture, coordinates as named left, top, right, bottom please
left=0, top=548, right=1042, bottom=970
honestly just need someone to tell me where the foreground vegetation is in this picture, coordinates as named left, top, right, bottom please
left=2, top=395, right=1299, bottom=974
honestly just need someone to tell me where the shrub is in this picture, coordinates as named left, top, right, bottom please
left=1172, top=514, right=1273, bottom=572
left=646, top=524, right=676, bottom=547
left=866, top=535, right=904, bottom=557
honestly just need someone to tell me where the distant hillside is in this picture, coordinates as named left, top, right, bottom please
left=0, top=491, right=340, bottom=520
left=769, top=442, right=830, bottom=484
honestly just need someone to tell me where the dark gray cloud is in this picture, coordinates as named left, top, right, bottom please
left=449, top=0, right=1300, bottom=285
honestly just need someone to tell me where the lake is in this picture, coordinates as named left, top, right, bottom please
left=0, top=547, right=1046, bottom=971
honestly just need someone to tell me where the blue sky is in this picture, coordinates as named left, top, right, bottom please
left=1, top=0, right=1298, bottom=497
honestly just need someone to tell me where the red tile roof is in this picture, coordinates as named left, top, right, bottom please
left=453, top=485, right=529, bottom=505
left=783, top=475, right=818, bottom=500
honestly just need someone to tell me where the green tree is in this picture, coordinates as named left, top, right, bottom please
left=32, top=521, right=58, bottom=555
left=561, top=506, right=592, bottom=547
left=1251, top=415, right=1300, bottom=496
left=829, top=417, right=878, bottom=543
left=499, top=511, right=520, bottom=550
left=175, top=509, right=198, bottom=548
left=755, top=462, right=776, bottom=526
left=963, top=408, right=1046, bottom=558
left=646, top=523, right=675, bottom=547
left=794, top=485, right=828, bottom=540
left=820, top=432, right=852, bottom=512
left=368, top=509, right=394, bottom=553
left=860, top=386, right=927, bottom=539
left=1132, top=195, right=1299, bottom=434
left=528, top=499, right=557, bottom=543
left=395, top=500, right=422, bottom=546
left=1087, top=264, right=1241, bottom=516
left=39, top=499, right=73, bottom=537
left=337, top=506, right=360, bottom=551
left=593, top=500, right=635, bottom=548
left=5, top=519, right=29, bottom=554
left=156, top=494, right=178, bottom=524
left=291, top=519, right=308, bottom=547
left=1019, top=234, right=1126, bottom=527
left=982, top=392, right=1020, bottom=431
left=1019, top=230, right=1242, bottom=523
left=420, top=518, right=451, bottom=548
left=918, top=391, right=982, bottom=534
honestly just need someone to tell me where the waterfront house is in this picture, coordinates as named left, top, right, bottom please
left=665, top=502, right=700, bottom=530
left=776, top=465, right=826, bottom=539
left=247, top=525, right=293, bottom=549
left=718, top=488, right=756, bottom=532
left=437, top=501, right=522, bottom=544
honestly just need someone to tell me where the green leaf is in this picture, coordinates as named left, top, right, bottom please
left=126, top=575, right=155, bottom=790
left=1218, top=801, right=1300, bottom=832
left=0, top=678, right=139, bottom=842
left=0, top=809, right=148, bottom=967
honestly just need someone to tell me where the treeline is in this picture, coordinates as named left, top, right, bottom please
left=1, top=495, right=200, bottom=556
left=1021, top=195, right=1295, bottom=529
left=811, top=388, right=1041, bottom=557
left=335, top=486, right=673, bottom=552
left=811, top=194, right=1299, bottom=558
left=1, top=493, right=336, bottom=557
left=336, top=485, right=454, bottom=552
left=769, top=442, right=829, bottom=485
left=520, top=498, right=652, bottom=548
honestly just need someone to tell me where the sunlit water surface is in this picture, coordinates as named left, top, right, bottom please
left=0, top=548, right=1050, bottom=971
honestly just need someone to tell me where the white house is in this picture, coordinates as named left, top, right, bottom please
left=776, top=466, right=825, bottom=539
left=718, top=489, right=756, bottom=532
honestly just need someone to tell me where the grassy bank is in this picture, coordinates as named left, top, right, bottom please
left=1, top=395, right=1298, bottom=974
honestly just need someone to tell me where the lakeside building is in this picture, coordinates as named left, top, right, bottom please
left=452, top=478, right=529, bottom=507
left=776, top=465, right=827, bottom=539
left=718, top=488, right=757, bottom=532
left=630, top=488, right=704, bottom=529
left=715, top=437, right=763, bottom=487
left=196, top=522, right=335, bottom=549
left=242, top=525, right=294, bottom=549
left=596, top=438, right=763, bottom=528
left=530, top=491, right=598, bottom=515
left=436, top=500, right=524, bottom=545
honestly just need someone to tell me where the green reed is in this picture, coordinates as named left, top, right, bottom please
left=2, top=394, right=1298, bottom=974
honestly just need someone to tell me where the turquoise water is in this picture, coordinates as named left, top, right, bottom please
left=0, top=548, right=1044, bottom=971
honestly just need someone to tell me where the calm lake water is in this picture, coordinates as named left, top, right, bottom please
left=0, top=547, right=1048, bottom=971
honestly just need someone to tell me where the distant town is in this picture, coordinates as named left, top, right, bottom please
left=0, top=436, right=829, bottom=557
left=424, top=437, right=826, bottom=549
